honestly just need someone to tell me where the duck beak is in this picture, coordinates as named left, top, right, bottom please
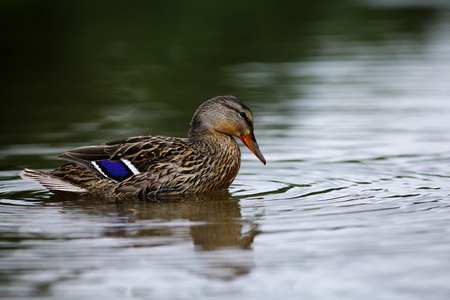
left=239, top=133, right=266, bottom=165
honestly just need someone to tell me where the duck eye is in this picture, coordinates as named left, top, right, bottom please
left=239, top=111, right=247, bottom=119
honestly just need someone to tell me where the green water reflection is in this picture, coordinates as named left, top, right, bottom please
left=0, top=1, right=437, bottom=151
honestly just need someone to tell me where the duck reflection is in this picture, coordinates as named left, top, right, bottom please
left=48, top=191, right=258, bottom=280
left=49, top=190, right=258, bottom=250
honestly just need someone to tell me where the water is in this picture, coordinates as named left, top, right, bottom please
left=1, top=1, right=450, bottom=299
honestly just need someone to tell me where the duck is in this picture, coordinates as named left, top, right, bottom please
left=21, top=95, right=266, bottom=199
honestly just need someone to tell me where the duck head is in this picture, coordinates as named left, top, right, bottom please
left=189, top=95, right=266, bottom=165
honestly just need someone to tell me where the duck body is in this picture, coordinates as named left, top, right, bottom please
left=21, top=96, right=265, bottom=199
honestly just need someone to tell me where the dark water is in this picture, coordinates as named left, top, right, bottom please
left=1, top=1, right=450, bottom=299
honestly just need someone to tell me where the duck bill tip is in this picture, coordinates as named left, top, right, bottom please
left=239, top=133, right=266, bottom=165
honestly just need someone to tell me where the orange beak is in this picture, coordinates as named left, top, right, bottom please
left=239, top=133, right=266, bottom=165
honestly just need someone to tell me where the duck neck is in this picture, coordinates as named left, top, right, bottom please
left=189, top=128, right=239, bottom=156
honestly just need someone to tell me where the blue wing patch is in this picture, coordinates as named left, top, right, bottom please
left=93, top=160, right=135, bottom=181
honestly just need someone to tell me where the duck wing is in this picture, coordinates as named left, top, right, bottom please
left=58, top=135, right=193, bottom=182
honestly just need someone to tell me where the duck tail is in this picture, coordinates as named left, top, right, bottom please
left=20, top=168, right=87, bottom=193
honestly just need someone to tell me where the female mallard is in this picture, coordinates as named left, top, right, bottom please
left=21, top=95, right=266, bottom=199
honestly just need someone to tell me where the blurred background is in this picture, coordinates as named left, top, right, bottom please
left=1, top=0, right=448, bottom=152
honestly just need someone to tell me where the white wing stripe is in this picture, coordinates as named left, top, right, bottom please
left=92, top=161, right=108, bottom=177
left=122, top=159, right=140, bottom=175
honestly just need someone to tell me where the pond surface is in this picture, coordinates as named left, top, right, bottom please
left=1, top=1, right=450, bottom=299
